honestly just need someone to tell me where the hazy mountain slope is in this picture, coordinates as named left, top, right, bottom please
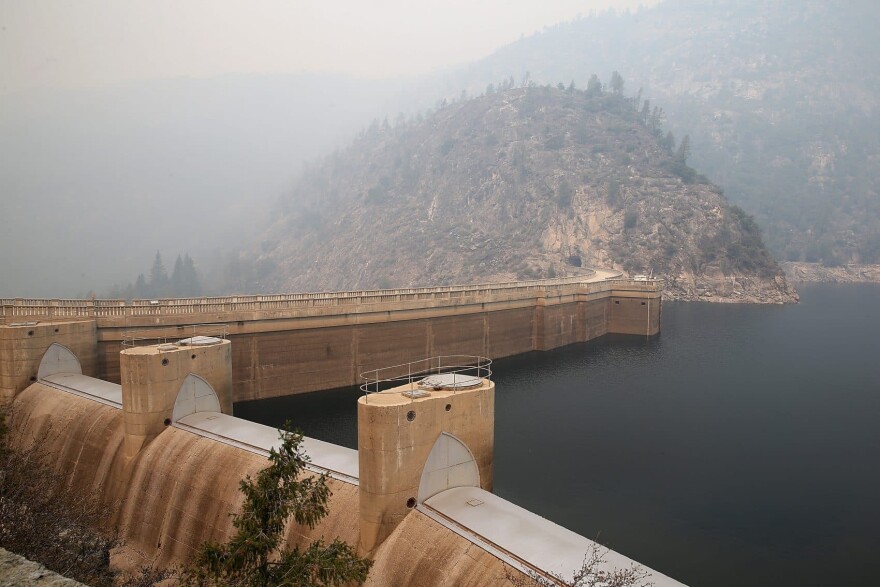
left=441, top=0, right=880, bottom=265
left=0, top=74, right=401, bottom=297
left=258, top=87, right=795, bottom=303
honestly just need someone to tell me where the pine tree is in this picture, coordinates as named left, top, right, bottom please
left=133, top=274, right=148, bottom=299
left=184, top=426, right=372, bottom=587
left=586, top=74, right=602, bottom=97
left=664, top=131, right=676, bottom=152
left=610, top=71, right=624, bottom=96
left=676, top=134, right=691, bottom=163
left=171, top=255, right=185, bottom=296
left=149, top=251, right=169, bottom=298
left=182, top=254, right=202, bottom=297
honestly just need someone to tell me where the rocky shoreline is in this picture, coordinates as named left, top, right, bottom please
left=656, top=262, right=880, bottom=304
left=660, top=270, right=799, bottom=304
left=783, top=262, right=880, bottom=283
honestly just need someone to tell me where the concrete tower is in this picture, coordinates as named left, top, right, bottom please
left=0, top=320, right=97, bottom=406
left=357, top=369, right=495, bottom=554
left=120, top=337, right=233, bottom=458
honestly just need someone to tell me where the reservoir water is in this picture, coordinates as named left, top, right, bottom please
left=235, top=284, right=880, bottom=587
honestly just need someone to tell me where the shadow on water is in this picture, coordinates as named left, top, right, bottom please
left=236, top=284, right=880, bottom=587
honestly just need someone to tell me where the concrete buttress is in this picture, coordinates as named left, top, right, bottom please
left=120, top=339, right=232, bottom=458
left=357, top=378, right=495, bottom=554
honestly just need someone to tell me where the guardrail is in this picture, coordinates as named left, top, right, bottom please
left=360, top=355, right=492, bottom=403
left=1, top=274, right=662, bottom=322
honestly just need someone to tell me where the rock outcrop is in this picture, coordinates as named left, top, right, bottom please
left=0, top=549, right=86, bottom=587
left=783, top=262, right=880, bottom=284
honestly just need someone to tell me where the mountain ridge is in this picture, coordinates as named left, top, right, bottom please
left=255, top=86, right=796, bottom=303
left=439, top=0, right=880, bottom=265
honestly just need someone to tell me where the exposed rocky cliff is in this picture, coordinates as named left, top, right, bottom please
left=257, top=87, right=796, bottom=303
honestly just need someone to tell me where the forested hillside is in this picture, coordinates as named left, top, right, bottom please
left=256, top=85, right=795, bottom=302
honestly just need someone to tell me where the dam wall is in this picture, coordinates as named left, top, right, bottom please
left=2, top=294, right=685, bottom=586
left=2, top=277, right=661, bottom=402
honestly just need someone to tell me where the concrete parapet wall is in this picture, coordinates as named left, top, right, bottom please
left=1, top=274, right=603, bottom=323
left=0, top=320, right=97, bottom=406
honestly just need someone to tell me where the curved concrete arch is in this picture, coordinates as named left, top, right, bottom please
left=417, top=432, right=480, bottom=503
left=171, top=373, right=221, bottom=423
left=37, top=343, right=82, bottom=380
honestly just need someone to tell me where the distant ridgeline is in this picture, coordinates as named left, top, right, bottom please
left=256, top=83, right=795, bottom=303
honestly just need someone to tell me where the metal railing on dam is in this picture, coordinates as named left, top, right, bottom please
left=1, top=273, right=662, bottom=323
left=360, top=355, right=492, bottom=400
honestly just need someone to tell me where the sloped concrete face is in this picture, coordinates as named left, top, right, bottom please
left=37, top=342, right=82, bottom=380
left=171, top=374, right=221, bottom=422
left=417, top=433, right=479, bottom=503
left=7, top=383, right=360, bottom=571
left=421, top=487, right=688, bottom=587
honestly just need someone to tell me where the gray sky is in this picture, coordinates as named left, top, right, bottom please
left=1, top=0, right=657, bottom=94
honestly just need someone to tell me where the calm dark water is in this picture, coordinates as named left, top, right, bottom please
left=235, top=284, right=880, bottom=587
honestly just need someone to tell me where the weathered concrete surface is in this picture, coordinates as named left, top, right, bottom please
left=120, top=339, right=233, bottom=457
left=7, top=384, right=529, bottom=584
left=358, top=379, right=494, bottom=554
left=0, top=549, right=86, bottom=587
left=365, top=510, right=515, bottom=587
left=0, top=320, right=97, bottom=406
left=8, top=384, right=358, bottom=571
left=7, top=383, right=520, bottom=582
left=9, top=382, right=515, bottom=583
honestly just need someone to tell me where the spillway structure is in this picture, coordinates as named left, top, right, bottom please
left=0, top=275, right=682, bottom=585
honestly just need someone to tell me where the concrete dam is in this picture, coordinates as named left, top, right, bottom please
left=1, top=273, right=683, bottom=586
